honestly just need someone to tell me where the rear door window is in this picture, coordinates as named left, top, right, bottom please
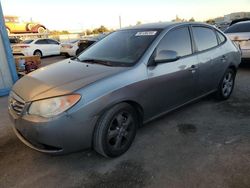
left=157, top=27, right=192, bottom=57
left=35, top=39, right=48, bottom=45
left=192, top=27, right=218, bottom=51
left=47, top=39, right=59, bottom=45
left=225, top=22, right=250, bottom=33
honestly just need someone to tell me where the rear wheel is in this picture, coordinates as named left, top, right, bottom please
left=37, top=26, right=46, bottom=34
left=215, top=68, right=236, bottom=100
left=34, top=50, right=42, bottom=57
left=93, top=103, right=138, bottom=158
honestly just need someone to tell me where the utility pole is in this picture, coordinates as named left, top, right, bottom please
left=119, top=16, right=122, bottom=29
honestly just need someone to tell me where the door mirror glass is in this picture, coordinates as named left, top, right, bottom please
left=154, top=50, right=179, bottom=63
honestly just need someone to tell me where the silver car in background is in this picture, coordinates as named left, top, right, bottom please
left=225, top=21, right=250, bottom=59
left=9, top=22, right=241, bottom=158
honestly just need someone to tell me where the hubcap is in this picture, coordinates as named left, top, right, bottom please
left=107, top=111, right=134, bottom=150
left=35, top=52, right=41, bottom=57
left=222, top=72, right=234, bottom=97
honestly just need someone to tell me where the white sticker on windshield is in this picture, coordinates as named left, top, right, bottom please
left=135, top=31, right=157, bottom=36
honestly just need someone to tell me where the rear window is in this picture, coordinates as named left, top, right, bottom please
left=192, top=27, right=218, bottom=51
left=225, top=22, right=250, bottom=33
left=21, top=40, right=33, bottom=44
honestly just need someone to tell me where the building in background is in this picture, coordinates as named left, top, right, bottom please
left=213, top=12, right=250, bottom=31
left=215, top=12, right=250, bottom=24
left=0, top=2, right=18, bottom=96
left=224, top=12, right=250, bottom=22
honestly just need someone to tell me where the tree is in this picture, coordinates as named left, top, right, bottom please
left=85, top=29, right=93, bottom=35
left=206, top=19, right=215, bottom=24
left=189, top=17, right=195, bottom=22
left=172, top=15, right=186, bottom=22
left=136, top=21, right=142, bottom=25
left=97, top=25, right=109, bottom=33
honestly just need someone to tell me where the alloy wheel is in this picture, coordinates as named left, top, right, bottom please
left=222, top=71, right=234, bottom=97
left=107, top=111, right=134, bottom=151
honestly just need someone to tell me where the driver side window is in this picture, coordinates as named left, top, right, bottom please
left=157, top=27, right=192, bottom=58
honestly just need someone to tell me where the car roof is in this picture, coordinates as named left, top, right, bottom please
left=230, top=19, right=250, bottom=26
left=232, top=20, right=250, bottom=25
left=120, top=22, right=212, bottom=30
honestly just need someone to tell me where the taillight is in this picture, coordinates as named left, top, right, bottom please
left=19, top=45, right=30, bottom=48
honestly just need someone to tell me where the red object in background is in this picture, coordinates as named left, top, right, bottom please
left=25, top=61, right=39, bottom=73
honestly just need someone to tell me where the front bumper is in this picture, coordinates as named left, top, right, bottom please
left=9, top=106, right=98, bottom=154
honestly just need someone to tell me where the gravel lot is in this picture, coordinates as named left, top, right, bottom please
left=0, top=57, right=249, bottom=188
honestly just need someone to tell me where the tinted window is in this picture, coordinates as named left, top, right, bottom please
left=193, top=27, right=218, bottom=51
left=47, top=39, right=59, bottom=45
left=157, top=27, right=192, bottom=57
left=21, top=40, right=33, bottom=44
left=78, top=29, right=161, bottom=65
left=35, top=39, right=48, bottom=44
left=216, top=31, right=226, bottom=44
left=9, top=38, right=21, bottom=44
left=225, top=22, right=250, bottom=33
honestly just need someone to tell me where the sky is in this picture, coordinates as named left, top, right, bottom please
left=1, top=0, right=250, bottom=31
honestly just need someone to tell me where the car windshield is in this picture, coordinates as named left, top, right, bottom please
left=78, top=29, right=161, bottom=66
left=21, top=40, right=34, bottom=44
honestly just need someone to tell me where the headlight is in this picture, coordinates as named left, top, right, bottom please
left=28, top=94, right=81, bottom=118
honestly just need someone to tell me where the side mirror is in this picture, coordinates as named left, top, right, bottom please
left=154, top=50, right=179, bottom=64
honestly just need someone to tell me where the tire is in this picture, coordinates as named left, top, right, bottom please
left=37, top=26, right=46, bottom=34
left=215, top=68, right=236, bottom=100
left=93, top=103, right=138, bottom=158
left=27, top=23, right=33, bottom=31
left=34, top=50, right=42, bottom=57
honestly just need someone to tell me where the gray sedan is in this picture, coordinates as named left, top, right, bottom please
left=9, top=22, right=241, bottom=158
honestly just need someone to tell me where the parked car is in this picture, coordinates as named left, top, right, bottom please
left=225, top=21, right=250, bottom=59
left=76, top=38, right=98, bottom=55
left=76, top=34, right=108, bottom=55
left=230, top=18, right=250, bottom=26
left=5, top=16, right=47, bottom=35
left=12, top=38, right=61, bottom=57
left=9, top=37, right=22, bottom=46
left=60, top=40, right=79, bottom=57
left=9, top=22, right=241, bottom=158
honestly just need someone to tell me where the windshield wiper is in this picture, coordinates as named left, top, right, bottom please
left=80, top=59, right=113, bottom=66
left=70, top=56, right=81, bottom=62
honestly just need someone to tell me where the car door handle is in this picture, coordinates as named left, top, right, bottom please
left=221, top=55, right=227, bottom=62
left=188, top=65, right=198, bottom=72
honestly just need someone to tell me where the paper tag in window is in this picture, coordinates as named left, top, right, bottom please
left=135, top=31, right=157, bottom=36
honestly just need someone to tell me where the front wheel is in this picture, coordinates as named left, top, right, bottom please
left=215, top=68, right=236, bottom=100
left=93, top=103, right=138, bottom=158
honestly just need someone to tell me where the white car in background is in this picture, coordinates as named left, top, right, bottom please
left=60, top=40, right=79, bottom=57
left=225, top=21, right=250, bottom=59
left=12, top=39, right=61, bottom=57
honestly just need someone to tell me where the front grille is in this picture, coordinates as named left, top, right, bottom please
left=9, top=92, right=26, bottom=116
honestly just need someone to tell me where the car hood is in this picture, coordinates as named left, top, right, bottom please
left=12, top=59, right=127, bottom=101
